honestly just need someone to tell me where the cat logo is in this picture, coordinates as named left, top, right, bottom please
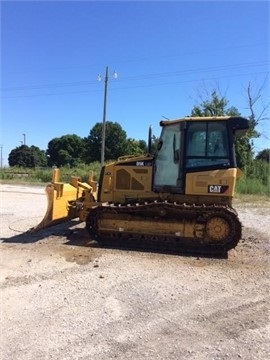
left=208, top=185, right=229, bottom=194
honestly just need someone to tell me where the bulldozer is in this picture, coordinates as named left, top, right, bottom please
left=36, top=115, right=249, bottom=256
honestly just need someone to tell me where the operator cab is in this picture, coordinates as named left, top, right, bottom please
left=153, top=116, right=249, bottom=194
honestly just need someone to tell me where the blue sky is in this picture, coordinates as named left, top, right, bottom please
left=1, top=0, right=269, bottom=166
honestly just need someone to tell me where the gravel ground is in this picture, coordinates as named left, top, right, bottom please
left=0, top=184, right=269, bottom=360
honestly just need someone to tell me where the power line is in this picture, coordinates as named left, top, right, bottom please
left=1, top=60, right=269, bottom=94
left=2, top=80, right=98, bottom=92
left=119, top=62, right=269, bottom=82
left=1, top=70, right=269, bottom=100
left=3, top=42, right=268, bottom=75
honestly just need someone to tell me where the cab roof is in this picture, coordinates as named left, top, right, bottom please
left=160, top=116, right=249, bottom=131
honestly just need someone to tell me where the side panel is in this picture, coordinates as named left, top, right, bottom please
left=99, top=158, right=154, bottom=203
left=185, top=168, right=238, bottom=197
left=98, top=163, right=114, bottom=202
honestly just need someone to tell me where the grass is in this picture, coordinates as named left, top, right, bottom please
left=1, top=165, right=269, bottom=197
left=235, top=177, right=269, bottom=196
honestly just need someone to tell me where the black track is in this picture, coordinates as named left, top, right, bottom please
left=85, top=201, right=242, bottom=257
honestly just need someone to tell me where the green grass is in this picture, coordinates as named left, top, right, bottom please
left=0, top=163, right=101, bottom=185
left=236, top=179, right=269, bottom=196
left=1, top=165, right=269, bottom=197
left=235, top=175, right=269, bottom=197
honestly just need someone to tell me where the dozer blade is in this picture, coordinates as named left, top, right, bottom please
left=34, top=182, right=79, bottom=231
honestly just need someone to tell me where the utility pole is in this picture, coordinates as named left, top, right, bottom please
left=101, top=66, right=109, bottom=168
left=98, top=66, right=117, bottom=168
left=22, top=133, right=26, bottom=145
left=0, top=144, right=3, bottom=168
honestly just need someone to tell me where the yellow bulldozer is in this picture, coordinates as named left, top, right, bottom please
left=36, top=116, right=249, bottom=256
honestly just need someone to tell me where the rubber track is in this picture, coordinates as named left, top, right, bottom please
left=85, top=201, right=242, bottom=257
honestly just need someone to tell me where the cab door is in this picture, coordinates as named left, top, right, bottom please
left=153, top=123, right=184, bottom=194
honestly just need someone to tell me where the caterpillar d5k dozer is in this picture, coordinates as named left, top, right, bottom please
left=36, top=116, right=249, bottom=256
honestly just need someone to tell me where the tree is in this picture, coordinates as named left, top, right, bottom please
left=191, top=90, right=240, bottom=117
left=30, top=146, right=48, bottom=167
left=256, top=149, right=270, bottom=163
left=46, top=134, right=85, bottom=167
left=240, top=81, right=269, bottom=172
left=125, top=138, right=147, bottom=156
left=84, top=121, right=128, bottom=163
left=8, top=145, right=47, bottom=168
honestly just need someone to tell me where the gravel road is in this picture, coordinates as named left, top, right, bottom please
left=0, top=184, right=269, bottom=360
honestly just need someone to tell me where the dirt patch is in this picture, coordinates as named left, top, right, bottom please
left=0, top=185, right=269, bottom=360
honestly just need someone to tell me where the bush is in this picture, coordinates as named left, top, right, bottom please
left=236, top=176, right=269, bottom=195
left=236, top=159, right=270, bottom=196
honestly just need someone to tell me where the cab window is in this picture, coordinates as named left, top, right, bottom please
left=186, top=121, right=230, bottom=169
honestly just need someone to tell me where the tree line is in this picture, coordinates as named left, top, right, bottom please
left=8, top=122, right=155, bottom=168
left=7, top=91, right=270, bottom=172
